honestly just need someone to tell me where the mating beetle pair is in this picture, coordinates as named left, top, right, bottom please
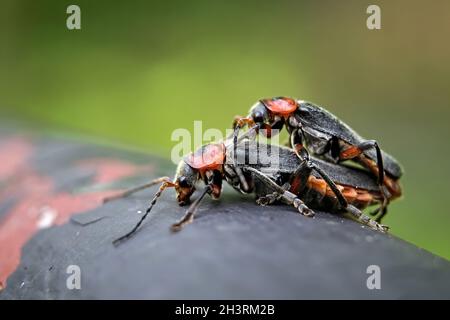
left=106, top=97, right=402, bottom=244
left=233, top=97, right=403, bottom=221
left=108, top=132, right=392, bottom=245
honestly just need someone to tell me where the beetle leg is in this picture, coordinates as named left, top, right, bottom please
left=340, top=140, right=384, bottom=185
left=346, top=204, right=389, bottom=233
left=244, top=167, right=314, bottom=217
left=287, top=157, right=312, bottom=194
left=297, top=160, right=388, bottom=232
left=279, top=189, right=315, bottom=217
left=372, top=187, right=389, bottom=222
left=257, top=182, right=292, bottom=205
left=290, top=128, right=307, bottom=159
left=303, top=167, right=388, bottom=232
left=103, top=176, right=173, bottom=203
left=232, top=115, right=256, bottom=130
left=232, top=116, right=256, bottom=142
left=286, top=153, right=348, bottom=209
left=232, top=116, right=258, bottom=165
left=234, top=166, right=251, bottom=192
left=306, top=161, right=348, bottom=209
left=370, top=204, right=389, bottom=222
left=256, top=191, right=281, bottom=206
left=171, top=184, right=213, bottom=232
left=340, top=140, right=391, bottom=218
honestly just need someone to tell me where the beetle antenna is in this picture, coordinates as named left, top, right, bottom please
left=113, top=179, right=174, bottom=246
left=239, top=123, right=260, bottom=142
left=290, top=128, right=310, bottom=161
left=103, top=176, right=171, bottom=203
left=229, top=123, right=260, bottom=156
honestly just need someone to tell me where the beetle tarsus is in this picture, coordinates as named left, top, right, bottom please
left=293, top=198, right=315, bottom=217
left=171, top=184, right=212, bottom=232
left=256, top=192, right=281, bottom=206
left=347, top=204, right=389, bottom=232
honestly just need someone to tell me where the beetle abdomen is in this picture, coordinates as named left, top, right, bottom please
left=300, top=176, right=381, bottom=213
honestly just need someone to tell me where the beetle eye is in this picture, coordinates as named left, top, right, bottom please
left=253, top=111, right=264, bottom=123
left=178, top=176, right=190, bottom=188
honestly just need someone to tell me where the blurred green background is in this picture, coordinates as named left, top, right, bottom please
left=1, top=0, right=449, bottom=258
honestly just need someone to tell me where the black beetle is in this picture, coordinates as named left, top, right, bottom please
left=233, top=97, right=403, bottom=221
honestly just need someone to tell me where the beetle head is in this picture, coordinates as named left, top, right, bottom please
left=249, top=97, right=296, bottom=136
left=174, top=160, right=198, bottom=206
left=249, top=100, right=271, bottom=126
left=174, top=143, right=226, bottom=205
